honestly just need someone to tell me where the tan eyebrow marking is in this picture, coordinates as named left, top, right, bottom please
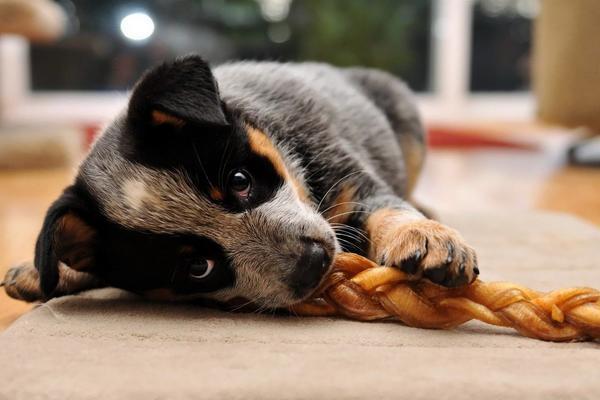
left=209, top=187, right=225, bottom=201
left=246, top=125, right=310, bottom=203
left=151, top=110, right=186, bottom=127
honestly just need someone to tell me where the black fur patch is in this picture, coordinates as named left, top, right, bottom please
left=34, top=185, right=98, bottom=297
left=127, top=55, right=227, bottom=129
left=96, top=222, right=235, bottom=295
left=35, top=182, right=236, bottom=297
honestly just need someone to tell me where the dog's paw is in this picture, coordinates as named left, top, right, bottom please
left=2, top=262, right=43, bottom=302
left=3, top=265, right=23, bottom=287
left=377, top=220, right=479, bottom=287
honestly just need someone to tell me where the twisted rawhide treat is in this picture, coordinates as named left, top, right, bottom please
left=292, top=253, right=600, bottom=342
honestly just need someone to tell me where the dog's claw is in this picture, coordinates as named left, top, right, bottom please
left=399, top=250, right=421, bottom=275
left=423, top=265, right=447, bottom=284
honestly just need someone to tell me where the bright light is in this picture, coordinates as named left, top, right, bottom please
left=120, top=12, right=155, bottom=41
left=257, top=0, right=292, bottom=22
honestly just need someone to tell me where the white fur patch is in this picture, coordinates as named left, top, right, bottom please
left=122, top=179, right=153, bottom=211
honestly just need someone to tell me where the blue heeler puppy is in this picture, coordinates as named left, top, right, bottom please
left=4, top=56, right=479, bottom=308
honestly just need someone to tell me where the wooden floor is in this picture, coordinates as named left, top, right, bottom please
left=1, top=143, right=599, bottom=331
left=0, top=168, right=73, bottom=329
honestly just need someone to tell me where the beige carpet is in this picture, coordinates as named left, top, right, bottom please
left=0, top=211, right=599, bottom=400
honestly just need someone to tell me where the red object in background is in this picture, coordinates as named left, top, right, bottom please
left=427, top=125, right=537, bottom=150
left=82, top=123, right=102, bottom=149
left=81, top=123, right=536, bottom=152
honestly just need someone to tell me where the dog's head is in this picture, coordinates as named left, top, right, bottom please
left=35, top=55, right=337, bottom=307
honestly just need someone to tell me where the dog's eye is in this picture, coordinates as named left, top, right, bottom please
left=188, top=258, right=215, bottom=280
left=228, top=170, right=252, bottom=198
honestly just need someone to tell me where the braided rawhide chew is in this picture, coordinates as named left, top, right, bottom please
left=291, top=253, right=600, bottom=342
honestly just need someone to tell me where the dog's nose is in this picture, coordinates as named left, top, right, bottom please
left=301, top=240, right=330, bottom=271
left=289, top=240, right=332, bottom=297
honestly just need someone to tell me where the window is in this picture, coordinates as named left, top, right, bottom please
left=470, top=0, right=535, bottom=92
left=0, top=0, right=537, bottom=124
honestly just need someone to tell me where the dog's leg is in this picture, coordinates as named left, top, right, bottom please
left=333, top=67, right=473, bottom=284
left=326, top=189, right=478, bottom=287
left=366, top=201, right=478, bottom=287
left=2, top=262, right=104, bottom=302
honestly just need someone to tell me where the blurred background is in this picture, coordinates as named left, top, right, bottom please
left=0, top=0, right=599, bottom=327
left=2, top=0, right=539, bottom=122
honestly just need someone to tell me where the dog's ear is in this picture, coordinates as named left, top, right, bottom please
left=34, top=185, right=99, bottom=298
left=127, top=54, right=228, bottom=130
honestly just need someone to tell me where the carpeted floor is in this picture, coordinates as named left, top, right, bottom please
left=1, top=211, right=598, bottom=400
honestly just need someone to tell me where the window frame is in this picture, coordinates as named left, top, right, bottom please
left=0, top=0, right=535, bottom=126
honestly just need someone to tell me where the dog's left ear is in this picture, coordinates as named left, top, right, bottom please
left=34, top=185, right=99, bottom=298
left=127, top=54, right=228, bottom=130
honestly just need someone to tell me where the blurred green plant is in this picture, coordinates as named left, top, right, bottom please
left=289, top=0, right=431, bottom=90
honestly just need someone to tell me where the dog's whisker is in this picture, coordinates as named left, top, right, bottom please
left=335, top=237, right=363, bottom=253
left=217, top=135, right=233, bottom=190
left=228, top=298, right=256, bottom=312
left=325, top=210, right=371, bottom=222
left=330, top=223, right=372, bottom=244
left=191, top=141, right=217, bottom=192
left=316, top=170, right=364, bottom=213
left=333, top=229, right=367, bottom=245
left=319, top=201, right=369, bottom=215
left=332, top=230, right=370, bottom=246
left=338, top=235, right=356, bottom=243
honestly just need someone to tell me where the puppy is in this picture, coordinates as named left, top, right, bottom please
left=4, top=56, right=478, bottom=308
